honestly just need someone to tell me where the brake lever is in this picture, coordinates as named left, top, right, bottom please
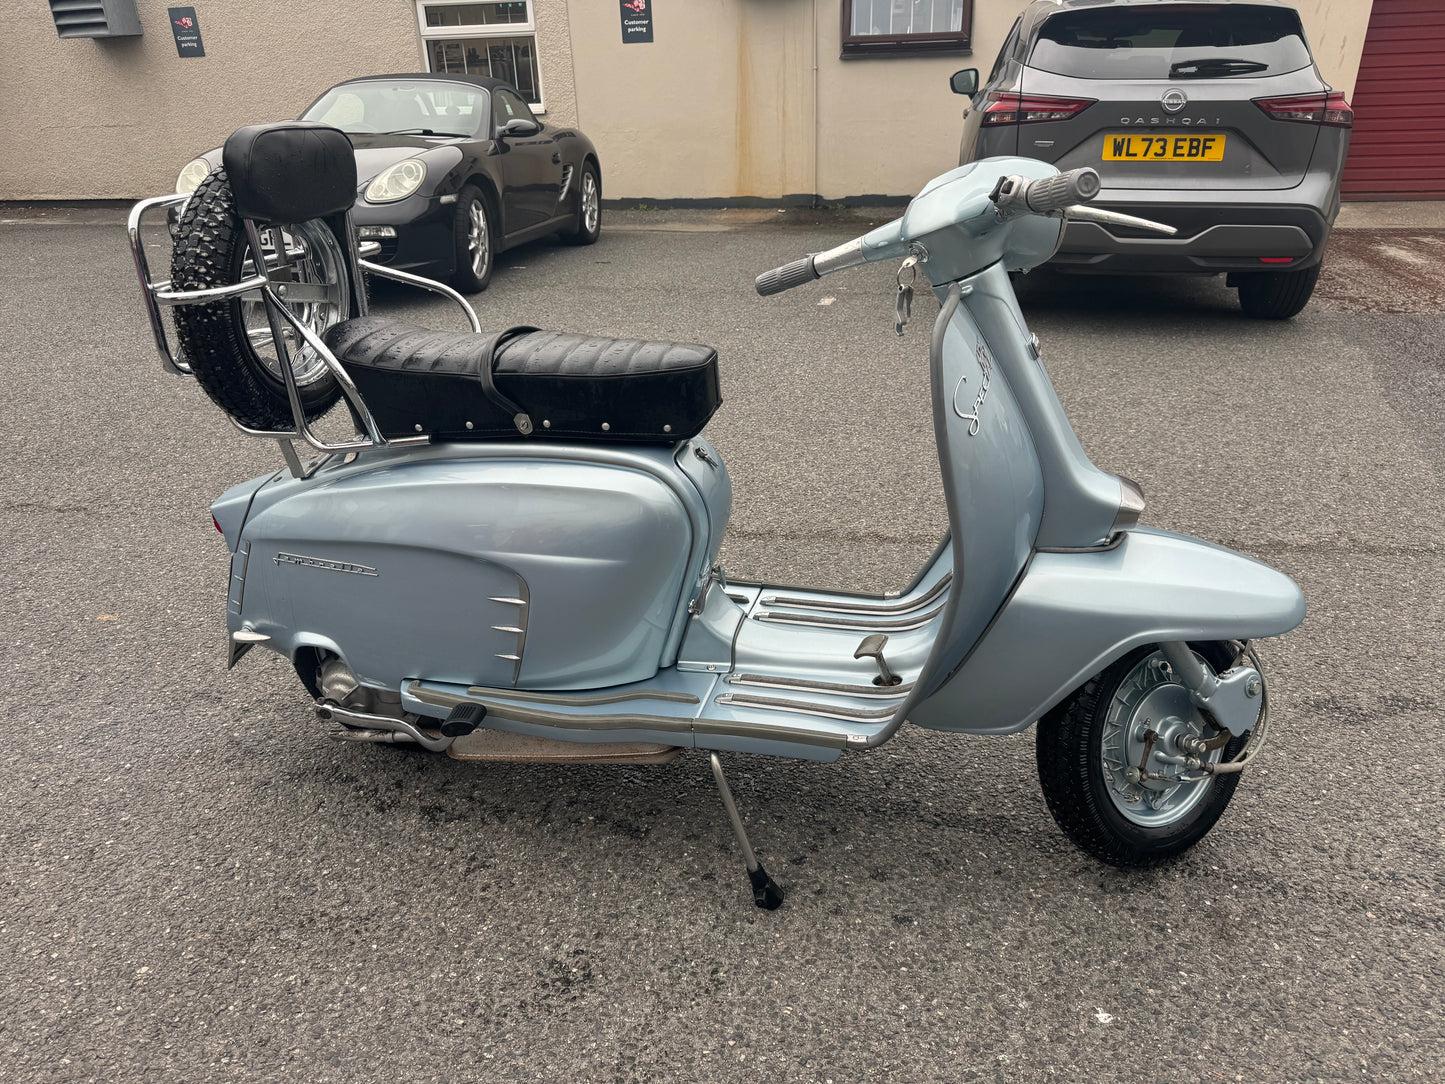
left=1064, top=205, right=1178, bottom=236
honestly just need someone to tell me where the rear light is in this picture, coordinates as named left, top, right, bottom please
left=213, top=515, right=224, bottom=534
left=1259, top=257, right=1295, bottom=264
left=1255, top=92, right=1353, bottom=128
left=981, top=93, right=1095, bottom=126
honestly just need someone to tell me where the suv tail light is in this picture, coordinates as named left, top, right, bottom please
left=1255, top=92, right=1353, bottom=128
left=981, top=93, right=1095, bottom=126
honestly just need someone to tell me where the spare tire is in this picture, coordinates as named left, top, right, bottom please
left=170, top=168, right=348, bottom=430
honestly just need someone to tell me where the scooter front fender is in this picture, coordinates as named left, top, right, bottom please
left=907, top=527, right=1305, bottom=735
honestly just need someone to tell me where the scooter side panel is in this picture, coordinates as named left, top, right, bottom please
left=235, top=453, right=695, bottom=692
left=908, top=527, right=1306, bottom=735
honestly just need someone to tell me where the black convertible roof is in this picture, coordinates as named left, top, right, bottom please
left=333, top=72, right=512, bottom=93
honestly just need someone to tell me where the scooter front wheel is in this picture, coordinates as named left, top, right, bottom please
left=1036, top=642, right=1247, bottom=868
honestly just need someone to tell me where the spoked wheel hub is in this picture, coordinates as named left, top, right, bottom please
left=1100, top=651, right=1227, bottom=827
left=238, top=220, right=348, bottom=388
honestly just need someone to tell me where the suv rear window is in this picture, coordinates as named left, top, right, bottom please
left=1029, top=5, right=1312, bottom=81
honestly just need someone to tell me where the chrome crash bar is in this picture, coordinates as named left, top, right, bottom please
left=127, top=193, right=483, bottom=477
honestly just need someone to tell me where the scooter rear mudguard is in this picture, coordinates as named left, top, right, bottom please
left=907, top=526, right=1305, bottom=735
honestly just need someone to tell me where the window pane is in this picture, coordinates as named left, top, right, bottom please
left=426, top=34, right=539, bottom=102
left=301, top=81, right=491, bottom=136
left=851, top=0, right=962, bottom=37
left=424, top=2, right=528, bottom=28
left=1029, top=5, right=1310, bottom=79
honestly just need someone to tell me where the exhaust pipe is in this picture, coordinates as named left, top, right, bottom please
left=314, top=700, right=455, bottom=752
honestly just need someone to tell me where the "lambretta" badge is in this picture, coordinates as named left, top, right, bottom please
left=273, top=552, right=379, bottom=576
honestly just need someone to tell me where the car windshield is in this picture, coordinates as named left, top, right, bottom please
left=300, top=81, right=487, bottom=137
left=1029, top=5, right=1313, bottom=80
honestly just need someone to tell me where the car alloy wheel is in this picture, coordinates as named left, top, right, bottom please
left=468, top=200, right=489, bottom=278
left=451, top=186, right=494, bottom=293
left=581, top=171, right=599, bottom=235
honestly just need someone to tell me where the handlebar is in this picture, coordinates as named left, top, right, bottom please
left=752, top=165, right=1172, bottom=296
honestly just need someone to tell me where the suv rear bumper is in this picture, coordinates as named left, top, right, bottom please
left=1055, top=200, right=1331, bottom=274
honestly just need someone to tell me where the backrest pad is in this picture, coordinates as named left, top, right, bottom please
left=222, top=122, right=356, bottom=224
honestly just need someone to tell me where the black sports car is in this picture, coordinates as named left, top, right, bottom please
left=173, top=73, right=601, bottom=292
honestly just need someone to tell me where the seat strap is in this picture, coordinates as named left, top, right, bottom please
left=473, top=325, right=539, bottom=434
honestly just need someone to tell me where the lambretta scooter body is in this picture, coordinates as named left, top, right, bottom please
left=129, top=123, right=1304, bottom=907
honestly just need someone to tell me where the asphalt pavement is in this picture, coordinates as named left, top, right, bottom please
left=2, top=205, right=1442, bottom=1083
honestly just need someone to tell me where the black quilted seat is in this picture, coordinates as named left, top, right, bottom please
left=323, top=317, right=722, bottom=443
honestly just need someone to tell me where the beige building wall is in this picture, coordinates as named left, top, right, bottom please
left=0, top=0, right=1375, bottom=201
left=567, top=0, right=1376, bottom=203
left=0, top=0, right=578, bottom=199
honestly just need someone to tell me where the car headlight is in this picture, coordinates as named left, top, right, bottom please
left=364, top=159, right=427, bottom=203
left=175, top=157, right=212, bottom=195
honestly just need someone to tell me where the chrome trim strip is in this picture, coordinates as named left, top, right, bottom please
left=405, top=683, right=851, bottom=750
left=725, top=673, right=913, bottom=700
left=762, top=573, right=952, bottom=615
left=229, top=540, right=251, bottom=614
left=753, top=604, right=945, bottom=633
left=505, top=572, right=534, bottom=682
left=1035, top=532, right=1126, bottom=555
left=715, top=693, right=897, bottom=723
left=1111, top=475, right=1146, bottom=534
left=463, top=684, right=701, bottom=706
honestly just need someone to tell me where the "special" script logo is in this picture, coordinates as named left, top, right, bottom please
left=952, top=341, right=994, bottom=436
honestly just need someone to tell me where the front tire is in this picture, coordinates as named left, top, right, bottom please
left=170, top=170, right=348, bottom=430
left=1036, top=642, right=1248, bottom=868
left=452, top=185, right=495, bottom=293
left=1236, top=263, right=1320, bottom=319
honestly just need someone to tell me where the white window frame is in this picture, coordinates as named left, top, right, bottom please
left=415, top=1, right=546, bottom=112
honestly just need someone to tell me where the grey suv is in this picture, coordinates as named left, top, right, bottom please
left=952, top=0, right=1352, bottom=318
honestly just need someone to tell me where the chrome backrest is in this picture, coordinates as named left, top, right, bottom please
left=126, top=125, right=483, bottom=476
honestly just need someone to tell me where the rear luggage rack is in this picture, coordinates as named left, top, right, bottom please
left=127, top=192, right=483, bottom=478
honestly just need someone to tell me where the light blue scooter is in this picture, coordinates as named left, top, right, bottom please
left=128, top=123, right=1304, bottom=909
